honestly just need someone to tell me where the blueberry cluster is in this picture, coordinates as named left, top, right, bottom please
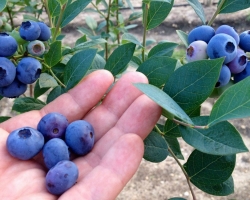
left=0, top=20, right=51, bottom=98
left=186, top=24, right=250, bottom=88
left=6, top=112, right=95, bottom=195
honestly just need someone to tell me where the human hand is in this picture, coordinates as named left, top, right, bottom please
left=0, top=70, right=161, bottom=200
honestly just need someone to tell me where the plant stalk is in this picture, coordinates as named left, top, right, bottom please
left=142, top=3, right=149, bottom=62
left=105, top=0, right=112, bottom=61
left=172, top=119, right=208, bottom=129
left=208, top=0, right=226, bottom=25
left=116, top=0, right=120, bottom=45
left=52, top=3, right=66, bottom=42
left=43, top=0, right=53, bottom=28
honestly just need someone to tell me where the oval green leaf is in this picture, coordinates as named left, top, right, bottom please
left=143, top=131, right=169, bottom=163
left=184, top=150, right=236, bottom=185
left=187, top=0, right=206, bottom=24
left=179, top=116, right=248, bottom=155
left=218, top=0, right=250, bottom=13
left=13, top=97, right=46, bottom=113
left=148, top=42, right=178, bottom=58
left=44, top=41, right=62, bottom=67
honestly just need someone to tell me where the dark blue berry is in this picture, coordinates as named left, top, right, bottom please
left=37, top=112, right=69, bottom=141
left=234, top=61, right=250, bottom=83
left=0, top=33, right=18, bottom=57
left=0, top=57, right=16, bottom=87
left=45, top=160, right=79, bottom=195
left=6, top=127, right=44, bottom=160
left=65, top=120, right=95, bottom=156
left=43, top=138, right=70, bottom=169
left=216, top=65, right=231, bottom=88
left=239, top=30, right=250, bottom=52
left=0, top=78, right=27, bottom=98
left=188, top=25, right=215, bottom=44
left=19, top=21, right=41, bottom=41
left=37, top=22, right=51, bottom=41
left=16, top=57, right=42, bottom=84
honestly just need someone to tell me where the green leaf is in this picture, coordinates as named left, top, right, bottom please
left=192, top=176, right=234, bottom=196
left=39, top=73, right=58, bottom=88
left=143, top=131, right=169, bottom=163
left=164, top=135, right=184, bottom=160
left=128, top=12, right=143, bottom=21
left=85, top=16, right=98, bottom=30
left=0, top=116, right=11, bottom=123
left=104, top=43, right=136, bottom=76
left=121, top=33, right=143, bottom=47
left=34, top=80, right=50, bottom=99
left=146, top=0, right=173, bottom=30
left=0, top=0, right=7, bottom=12
left=72, top=38, right=107, bottom=52
left=48, top=0, right=61, bottom=17
left=130, top=56, right=142, bottom=68
left=179, top=116, right=248, bottom=155
left=44, top=41, right=62, bottom=67
left=209, top=76, right=250, bottom=126
left=64, top=49, right=97, bottom=91
left=137, top=56, right=176, bottom=88
left=187, top=0, right=206, bottom=24
left=56, top=0, right=67, bottom=6
left=184, top=150, right=236, bottom=185
left=13, top=97, right=46, bottom=113
left=133, top=83, right=193, bottom=125
left=148, top=42, right=178, bottom=58
left=176, top=30, right=189, bottom=48
left=218, top=0, right=250, bottom=13
left=61, top=0, right=92, bottom=27
left=47, top=86, right=62, bottom=104
left=163, top=58, right=224, bottom=113
left=87, top=54, right=106, bottom=75
left=75, top=35, right=87, bottom=46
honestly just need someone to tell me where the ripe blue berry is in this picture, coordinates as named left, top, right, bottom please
left=16, top=57, right=42, bottom=84
left=0, top=57, right=16, bottom=87
left=186, top=40, right=208, bottom=62
left=239, top=30, right=250, bottom=52
left=65, top=120, right=95, bottom=156
left=37, top=112, right=69, bottom=141
left=0, top=33, right=18, bottom=57
left=216, top=65, right=231, bottom=88
left=45, top=160, right=79, bottom=195
left=43, top=138, right=70, bottom=169
left=215, top=25, right=239, bottom=45
left=37, top=22, right=51, bottom=41
left=188, top=25, right=215, bottom=44
left=227, top=48, right=247, bottom=74
left=234, top=61, right=250, bottom=83
left=0, top=78, right=27, bottom=98
left=6, top=127, right=44, bottom=160
left=28, top=40, right=46, bottom=56
left=19, top=20, right=41, bottom=41
left=207, top=33, right=237, bottom=64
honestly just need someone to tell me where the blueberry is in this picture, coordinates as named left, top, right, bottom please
left=28, top=40, right=46, bottom=57
left=0, top=33, right=18, bottom=57
left=43, top=138, right=70, bottom=169
left=45, top=160, right=79, bottom=195
left=16, top=57, right=42, bottom=84
left=65, top=120, right=95, bottom=156
left=215, top=25, right=239, bottom=45
left=19, top=21, right=41, bottom=41
left=188, top=25, right=215, bottom=44
left=0, top=57, right=16, bottom=87
left=37, top=112, right=69, bottom=141
left=0, top=78, right=27, bottom=98
left=234, top=61, right=250, bottom=83
left=6, top=127, right=44, bottom=160
left=216, top=65, right=231, bottom=88
left=186, top=40, right=208, bottom=62
left=239, top=30, right=250, bottom=52
left=227, top=48, right=247, bottom=74
left=37, top=22, right=51, bottom=41
left=207, top=33, right=237, bottom=64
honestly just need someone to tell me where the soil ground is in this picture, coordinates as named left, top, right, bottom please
left=1, top=1, right=250, bottom=200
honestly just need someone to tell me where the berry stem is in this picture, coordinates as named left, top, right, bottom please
left=154, top=125, right=197, bottom=200
left=48, top=68, right=66, bottom=88
left=207, top=0, right=226, bottom=26
left=105, top=0, right=112, bottom=61
left=52, top=3, right=66, bottom=42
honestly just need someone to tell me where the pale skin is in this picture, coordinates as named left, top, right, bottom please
left=0, top=70, right=162, bottom=200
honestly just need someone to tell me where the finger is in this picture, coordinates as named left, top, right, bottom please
left=84, top=71, right=148, bottom=141
left=60, top=134, right=144, bottom=200
left=0, top=70, right=114, bottom=133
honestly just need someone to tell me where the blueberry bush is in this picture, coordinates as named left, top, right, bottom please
left=0, top=0, right=250, bottom=199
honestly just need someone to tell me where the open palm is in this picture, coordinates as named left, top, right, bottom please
left=0, top=70, right=161, bottom=200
